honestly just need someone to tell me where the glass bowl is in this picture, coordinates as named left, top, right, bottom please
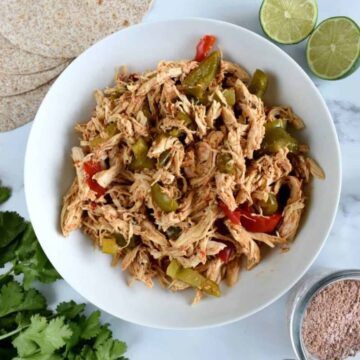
left=289, top=269, right=360, bottom=360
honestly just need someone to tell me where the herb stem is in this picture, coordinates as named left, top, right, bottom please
left=0, top=266, right=14, bottom=281
left=0, top=326, right=26, bottom=341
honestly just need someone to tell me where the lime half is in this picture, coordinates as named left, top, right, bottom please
left=307, top=17, right=360, bottom=80
left=260, top=0, right=318, bottom=44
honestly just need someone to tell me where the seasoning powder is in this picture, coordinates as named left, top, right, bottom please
left=302, top=280, right=360, bottom=360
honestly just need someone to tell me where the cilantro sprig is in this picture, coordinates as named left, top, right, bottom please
left=0, top=212, right=61, bottom=287
left=0, top=282, right=128, bottom=360
left=0, top=189, right=128, bottom=359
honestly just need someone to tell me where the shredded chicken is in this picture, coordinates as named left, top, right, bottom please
left=225, top=258, right=242, bottom=287
left=61, top=49, right=323, bottom=303
left=225, top=220, right=260, bottom=270
left=60, top=180, right=83, bottom=236
left=274, top=176, right=305, bottom=241
left=235, top=79, right=266, bottom=158
left=215, top=173, right=237, bottom=211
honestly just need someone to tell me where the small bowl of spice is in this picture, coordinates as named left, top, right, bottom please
left=289, top=269, right=360, bottom=360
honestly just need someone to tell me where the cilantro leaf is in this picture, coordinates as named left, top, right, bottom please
left=93, top=324, right=112, bottom=348
left=0, top=186, right=11, bottom=205
left=13, top=223, right=37, bottom=259
left=0, top=282, right=22, bottom=318
left=13, top=224, right=61, bottom=289
left=39, top=317, right=73, bottom=354
left=56, top=301, right=85, bottom=320
left=79, top=311, right=102, bottom=340
left=67, top=345, right=98, bottom=360
left=80, top=345, right=97, bottom=360
left=12, top=315, right=46, bottom=357
left=0, top=212, right=27, bottom=248
left=0, top=238, right=20, bottom=268
left=95, top=338, right=127, bottom=360
left=21, top=289, right=47, bottom=314
left=0, top=211, right=60, bottom=288
left=0, top=314, right=18, bottom=334
left=64, top=322, right=81, bottom=355
left=0, top=281, right=46, bottom=318
left=0, top=305, right=51, bottom=336
left=15, top=309, right=53, bottom=328
left=12, top=315, right=72, bottom=357
left=0, top=274, right=13, bottom=287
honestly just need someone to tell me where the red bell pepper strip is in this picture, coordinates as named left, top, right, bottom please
left=219, top=202, right=282, bottom=233
left=218, top=202, right=241, bottom=225
left=239, top=207, right=282, bottom=233
left=83, top=160, right=106, bottom=196
left=218, top=243, right=235, bottom=263
left=195, top=35, right=217, bottom=62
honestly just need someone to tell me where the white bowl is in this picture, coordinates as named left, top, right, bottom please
left=25, top=18, right=341, bottom=329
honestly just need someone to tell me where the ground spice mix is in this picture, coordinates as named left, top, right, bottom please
left=302, top=279, right=360, bottom=360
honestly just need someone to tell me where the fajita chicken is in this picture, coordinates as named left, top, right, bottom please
left=61, top=36, right=324, bottom=303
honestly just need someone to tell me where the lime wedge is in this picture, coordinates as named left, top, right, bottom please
left=260, top=0, right=318, bottom=44
left=307, top=17, right=360, bottom=80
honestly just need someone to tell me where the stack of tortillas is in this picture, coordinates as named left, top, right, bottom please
left=0, top=0, right=152, bottom=132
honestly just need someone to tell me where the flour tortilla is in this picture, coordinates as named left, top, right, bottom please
left=0, top=34, right=67, bottom=75
left=0, top=62, right=69, bottom=96
left=0, top=0, right=153, bottom=58
left=0, top=80, right=53, bottom=132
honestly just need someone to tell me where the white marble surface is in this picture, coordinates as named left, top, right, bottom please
left=1, top=1, right=360, bottom=359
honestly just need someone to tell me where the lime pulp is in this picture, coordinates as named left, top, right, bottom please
left=260, top=0, right=318, bottom=44
left=306, top=16, right=360, bottom=80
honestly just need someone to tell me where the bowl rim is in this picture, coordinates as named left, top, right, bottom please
left=24, top=17, right=342, bottom=329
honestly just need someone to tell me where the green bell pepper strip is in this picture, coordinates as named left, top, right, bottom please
left=259, top=193, right=279, bottom=216
left=167, top=112, right=194, bottom=138
left=103, top=233, right=140, bottom=253
left=166, top=259, right=182, bottom=278
left=131, top=137, right=148, bottom=158
left=264, top=118, right=287, bottom=131
left=222, top=88, right=236, bottom=107
left=90, top=123, right=118, bottom=147
left=261, top=127, right=299, bottom=154
left=248, top=69, right=268, bottom=98
left=166, top=260, right=221, bottom=297
left=151, top=183, right=179, bottom=213
left=101, top=238, right=119, bottom=255
left=176, top=111, right=193, bottom=126
left=182, top=51, right=221, bottom=100
left=216, top=152, right=235, bottom=175
left=129, top=138, right=155, bottom=170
